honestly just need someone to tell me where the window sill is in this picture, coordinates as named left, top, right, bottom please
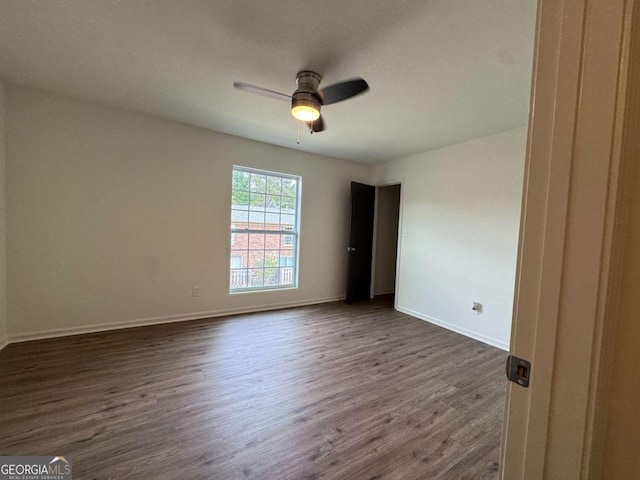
left=229, top=286, right=299, bottom=295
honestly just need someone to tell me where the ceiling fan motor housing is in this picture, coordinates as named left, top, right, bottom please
left=291, top=71, right=322, bottom=120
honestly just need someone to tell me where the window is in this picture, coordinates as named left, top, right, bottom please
left=230, top=166, right=300, bottom=292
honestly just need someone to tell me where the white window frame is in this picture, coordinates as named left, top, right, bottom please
left=229, top=166, right=301, bottom=293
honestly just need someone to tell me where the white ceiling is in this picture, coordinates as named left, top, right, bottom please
left=0, top=0, right=536, bottom=163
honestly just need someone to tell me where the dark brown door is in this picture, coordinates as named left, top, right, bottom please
left=346, top=182, right=376, bottom=303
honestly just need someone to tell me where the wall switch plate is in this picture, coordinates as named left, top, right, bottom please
left=192, top=286, right=201, bottom=297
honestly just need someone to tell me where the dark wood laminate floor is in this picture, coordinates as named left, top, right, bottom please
left=0, top=296, right=506, bottom=480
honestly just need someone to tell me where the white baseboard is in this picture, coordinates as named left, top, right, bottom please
left=396, top=305, right=510, bottom=351
left=0, top=334, right=8, bottom=352
left=374, top=289, right=395, bottom=296
left=8, top=296, right=345, bottom=344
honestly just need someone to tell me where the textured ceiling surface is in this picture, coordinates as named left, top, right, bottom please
left=0, top=0, right=536, bottom=163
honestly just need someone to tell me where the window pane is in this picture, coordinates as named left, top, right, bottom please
left=230, top=269, right=248, bottom=289
left=248, top=211, right=265, bottom=229
left=231, top=251, right=247, bottom=266
left=232, top=171, right=250, bottom=206
left=233, top=193, right=249, bottom=208
left=281, top=196, right=295, bottom=213
left=282, top=233, right=295, bottom=247
left=280, top=251, right=295, bottom=262
left=230, top=255, right=244, bottom=268
left=248, top=233, right=265, bottom=250
left=232, top=233, right=248, bottom=248
left=250, top=174, right=266, bottom=193
left=233, top=170, right=250, bottom=187
left=264, top=268, right=279, bottom=286
left=280, top=214, right=296, bottom=229
left=264, top=209, right=279, bottom=229
left=264, top=250, right=279, bottom=267
left=265, top=194, right=281, bottom=211
left=267, top=177, right=282, bottom=195
left=279, top=255, right=295, bottom=267
left=279, top=267, right=294, bottom=285
left=265, top=234, right=280, bottom=250
left=249, top=251, right=264, bottom=268
left=249, top=192, right=266, bottom=210
left=249, top=269, right=264, bottom=287
left=232, top=209, right=248, bottom=225
left=282, top=178, right=297, bottom=197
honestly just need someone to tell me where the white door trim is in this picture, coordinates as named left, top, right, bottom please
left=500, top=0, right=636, bottom=478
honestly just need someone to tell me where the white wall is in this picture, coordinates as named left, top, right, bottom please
left=373, top=184, right=400, bottom=295
left=6, top=86, right=369, bottom=340
left=0, top=80, right=7, bottom=349
left=371, top=127, right=526, bottom=349
left=2, top=85, right=525, bottom=349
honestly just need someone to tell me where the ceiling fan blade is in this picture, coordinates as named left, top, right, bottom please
left=307, top=115, right=325, bottom=133
left=317, top=78, right=369, bottom=105
left=233, top=82, right=291, bottom=101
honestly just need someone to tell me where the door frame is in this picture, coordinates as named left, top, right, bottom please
left=500, top=0, right=636, bottom=478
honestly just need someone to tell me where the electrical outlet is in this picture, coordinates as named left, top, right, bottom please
left=471, top=302, right=483, bottom=315
left=192, top=286, right=201, bottom=297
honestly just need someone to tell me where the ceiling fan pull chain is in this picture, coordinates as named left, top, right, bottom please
left=297, top=120, right=301, bottom=144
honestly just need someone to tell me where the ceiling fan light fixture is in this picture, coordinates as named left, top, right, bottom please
left=291, top=92, right=321, bottom=122
left=291, top=104, right=320, bottom=122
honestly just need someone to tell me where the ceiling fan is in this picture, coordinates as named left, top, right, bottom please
left=233, top=71, right=369, bottom=133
